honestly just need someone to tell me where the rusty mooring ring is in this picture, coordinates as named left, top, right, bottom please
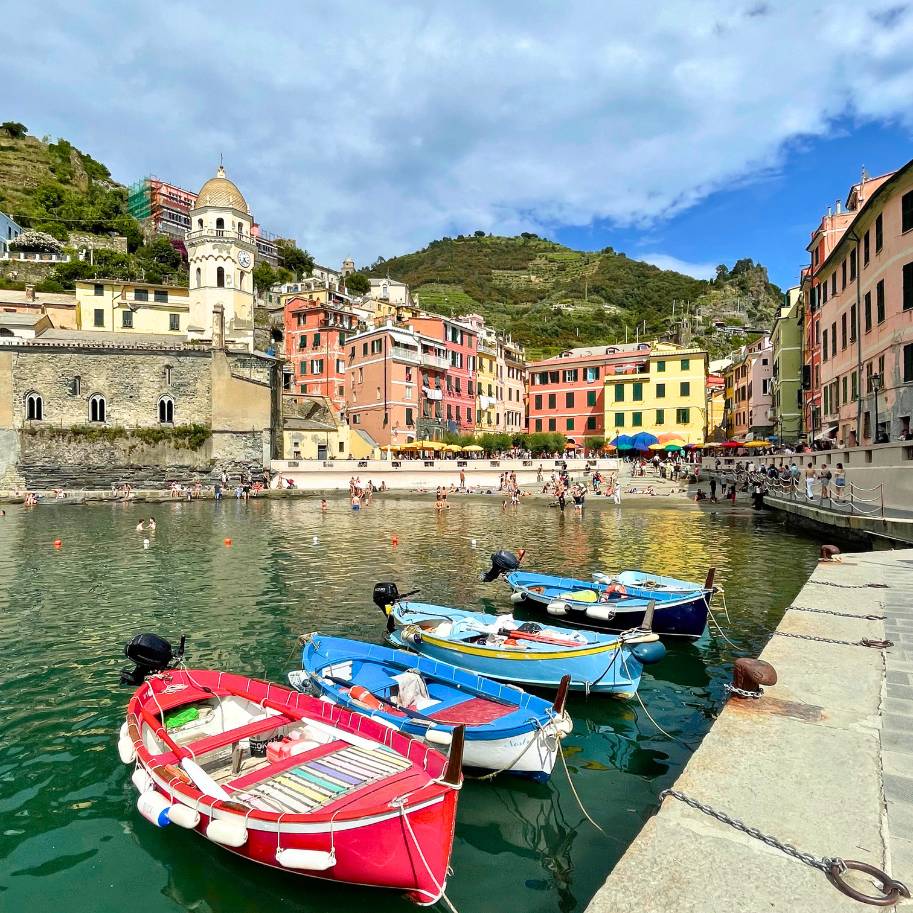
left=827, top=859, right=910, bottom=906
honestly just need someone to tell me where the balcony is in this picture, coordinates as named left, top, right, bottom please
left=391, top=345, right=421, bottom=365
left=478, top=341, right=496, bottom=356
left=422, top=352, right=449, bottom=369
left=185, top=229, right=256, bottom=249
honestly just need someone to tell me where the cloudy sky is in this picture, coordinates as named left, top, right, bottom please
left=6, top=1, right=913, bottom=287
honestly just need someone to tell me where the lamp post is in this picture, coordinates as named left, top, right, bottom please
left=872, top=373, right=882, bottom=443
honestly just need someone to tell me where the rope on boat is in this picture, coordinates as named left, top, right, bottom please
left=706, top=603, right=741, bottom=651
left=464, top=720, right=552, bottom=781
left=396, top=801, right=462, bottom=913
left=556, top=743, right=607, bottom=836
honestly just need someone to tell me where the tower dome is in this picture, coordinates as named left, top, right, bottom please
left=195, top=165, right=249, bottom=213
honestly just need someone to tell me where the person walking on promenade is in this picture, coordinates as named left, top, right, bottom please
left=833, top=463, right=846, bottom=502
left=709, top=476, right=718, bottom=502
left=804, top=463, right=815, bottom=500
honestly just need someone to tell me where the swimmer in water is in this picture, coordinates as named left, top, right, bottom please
left=320, top=499, right=328, bottom=512
left=147, top=518, right=156, bottom=531
left=136, top=521, right=145, bottom=532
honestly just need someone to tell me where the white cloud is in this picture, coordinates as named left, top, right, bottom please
left=638, top=254, right=719, bottom=280
left=4, top=2, right=913, bottom=267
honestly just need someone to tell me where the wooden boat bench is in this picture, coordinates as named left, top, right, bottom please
left=154, top=713, right=294, bottom=764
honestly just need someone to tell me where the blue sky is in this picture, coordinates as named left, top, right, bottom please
left=4, top=2, right=913, bottom=290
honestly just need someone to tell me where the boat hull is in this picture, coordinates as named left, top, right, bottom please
left=298, top=636, right=570, bottom=780
left=123, top=670, right=459, bottom=906
left=387, top=627, right=643, bottom=697
left=505, top=572, right=709, bottom=639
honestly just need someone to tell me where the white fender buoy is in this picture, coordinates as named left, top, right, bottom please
left=131, top=767, right=153, bottom=793
left=510, top=592, right=525, bottom=604
left=137, top=791, right=171, bottom=827
left=276, top=848, right=336, bottom=871
left=166, top=802, right=200, bottom=829
left=206, top=818, right=248, bottom=847
left=547, top=600, right=569, bottom=616
left=143, top=538, right=150, bottom=549
left=470, top=538, right=477, bottom=547
left=585, top=605, right=615, bottom=622
left=425, top=729, right=453, bottom=747
left=312, top=535, right=319, bottom=545
left=118, top=735, right=136, bottom=764
left=119, top=721, right=130, bottom=740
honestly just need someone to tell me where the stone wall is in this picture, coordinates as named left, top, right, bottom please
left=67, top=232, right=128, bottom=254
left=0, top=259, right=58, bottom=284
left=7, top=345, right=212, bottom=429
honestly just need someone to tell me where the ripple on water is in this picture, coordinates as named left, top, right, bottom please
left=0, top=495, right=821, bottom=913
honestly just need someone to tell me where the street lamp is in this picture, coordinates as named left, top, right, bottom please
left=872, top=373, right=883, bottom=443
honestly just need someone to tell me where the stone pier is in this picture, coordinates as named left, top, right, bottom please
left=586, top=549, right=912, bottom=913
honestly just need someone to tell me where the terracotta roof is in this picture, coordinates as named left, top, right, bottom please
left=0, top=290, right=76, bottom=307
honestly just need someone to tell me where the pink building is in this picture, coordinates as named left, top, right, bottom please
left=812, top=161, right=913, bottom=444
left=408, top=315, right=478, bottom=433
left=344, top=324, right=449, bottom=446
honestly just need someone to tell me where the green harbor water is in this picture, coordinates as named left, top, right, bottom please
left=0, top=495, right=823, bottom=913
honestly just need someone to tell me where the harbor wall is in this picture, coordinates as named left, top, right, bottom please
left=585, top=550, right=910, bottom=913
left=269, top=456, right=621, bottom=491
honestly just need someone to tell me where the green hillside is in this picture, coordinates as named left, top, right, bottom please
left=366, top=234, right=782, bottom=359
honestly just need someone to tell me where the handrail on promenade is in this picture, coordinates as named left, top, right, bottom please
left=710, top=466, right=886, bottom=519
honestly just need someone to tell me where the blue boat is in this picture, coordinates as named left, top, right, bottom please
left=372, top=583, right=666, bottom=698
left=292, top=634, right=572, bottom=781
left=480, top=553, right=714, bottom=640
left=500, top=568, right=714, bottom=640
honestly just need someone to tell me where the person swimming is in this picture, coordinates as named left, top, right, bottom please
left=320, top=499, right=328, bottom=512
left=147, top=518, right=156, bottom=531
left=136, top=521, right=145, bottom=532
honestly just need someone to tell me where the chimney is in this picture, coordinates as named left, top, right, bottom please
left=25, top=284, right=35, bottom=302
left=213, top=303, right=225, bottom=350
left=835, top=200, right=842, bottom=215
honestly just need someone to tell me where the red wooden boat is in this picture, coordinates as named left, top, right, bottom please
left=118, top=669, right=463, bottom=905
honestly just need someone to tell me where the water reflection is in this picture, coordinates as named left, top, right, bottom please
left=0, top=495, right=821, bottom=913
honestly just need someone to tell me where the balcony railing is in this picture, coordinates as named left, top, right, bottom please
left=185, top=229, right=256, bottom=247
left=391, top=345, right=421, bottom=364
left=422, top=353, right=449, bottom=369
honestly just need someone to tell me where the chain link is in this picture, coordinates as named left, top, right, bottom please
left=807, top=580, right=890, bottom=590
left=660, top=789, right=838, bottom=872
left=773, top=631, right=893, bottom=649
left=724, top=683, right=763, bottom=699
left=789, top=605, right=886, bottom=621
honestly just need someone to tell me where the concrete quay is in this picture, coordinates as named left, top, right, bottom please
left=586, top=549, right=912, bottom=913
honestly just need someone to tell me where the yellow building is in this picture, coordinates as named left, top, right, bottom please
left=604, top=343, right=708, bottom=443
left=75, top=280, right=190, bottom=334
left=475, top=334, right=498, bottom=430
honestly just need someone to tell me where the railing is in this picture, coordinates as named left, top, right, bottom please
left=185, top=229, right=255, bottom=246
left=391, top=346, right=421, bottom=364
left=422, top=353, right=449, bottom=369
left=711, top=465, right=886, bottom=518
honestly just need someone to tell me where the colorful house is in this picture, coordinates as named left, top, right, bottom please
left=75, top=280, right=190, bottom=335
left=770, top=288, right=803, bottom=442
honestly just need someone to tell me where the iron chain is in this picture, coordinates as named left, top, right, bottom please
left=773, top=631, right=893, bottom=649
left=807, top=580, right=890, bottom=590
left=724, top=683, right=763, bottom=699
left=660, top=789, right=838, bottom=873
left=789, top=605, right=886, bottom=621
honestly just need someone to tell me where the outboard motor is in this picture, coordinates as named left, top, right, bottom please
left=120, top=633, right=185, bottom=686
left=373, top=582, right=400, bottom=614
left=481, top=548, right=526, bottom=582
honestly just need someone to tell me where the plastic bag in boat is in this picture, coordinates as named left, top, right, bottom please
left=394, top=670, right=430, bottom=709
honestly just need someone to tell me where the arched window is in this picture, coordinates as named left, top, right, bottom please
left=195, top=267, right=201, bottom=287
left=158, top=395, right=174, bottom=424
left=237, top=223, right=244, bottom=239
left=89, top=393, right=106, bottom=423
left=216, top=266, right=225, bottom=288
left=25, top=391, right=43, bottom=420
left=215, top=217, right=224, bottom=236
left=197, top=218, right=203, bottom=230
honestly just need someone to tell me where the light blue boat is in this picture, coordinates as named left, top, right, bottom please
left=373, top=584, right=666, bottom=697
left=293, top=634, right=572, bottom=781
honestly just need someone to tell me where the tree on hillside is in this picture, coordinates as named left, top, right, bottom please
left=277, top=240, right=314, bottom=279
left=474, top=230, right=486, bottom=237
left=253, top=261, right=294, bottom=294
left=1, top=122, right=27, bottom=139
left=345, top=272, right=370, bottom=295
left=715, top=264, right=730, bottom=282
